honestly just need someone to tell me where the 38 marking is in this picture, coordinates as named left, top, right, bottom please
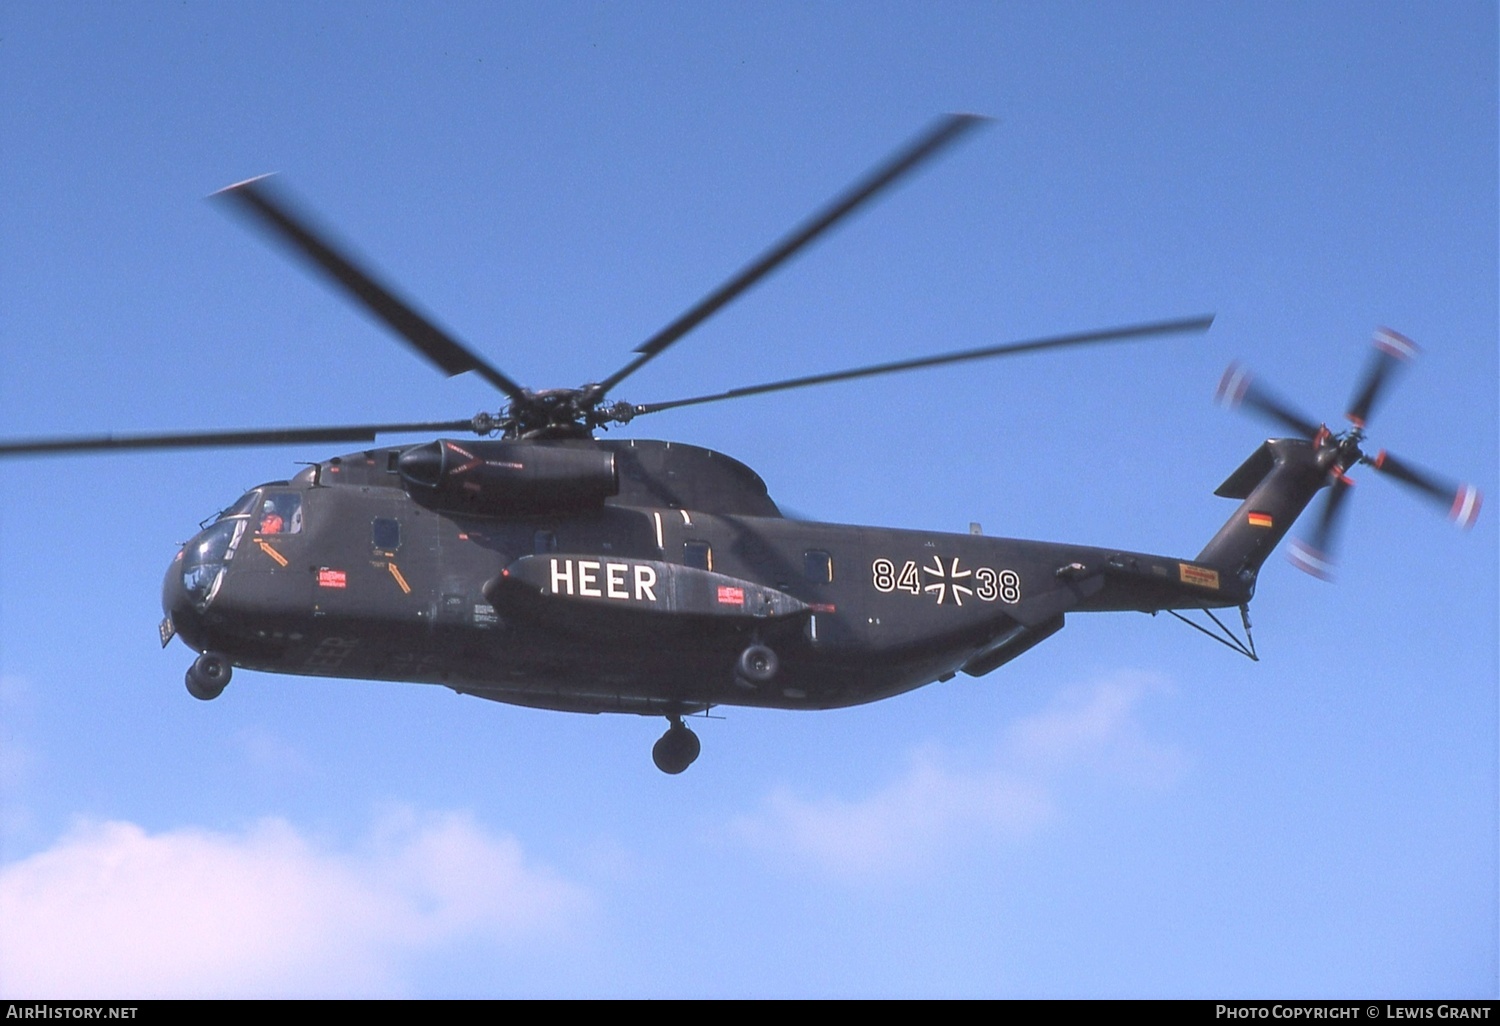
left=975, top=566, right=997, bottom=600
left=872, top=556, right=1020, bottom=605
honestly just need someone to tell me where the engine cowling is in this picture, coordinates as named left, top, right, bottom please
left=398, top=439, right=618, bottom=515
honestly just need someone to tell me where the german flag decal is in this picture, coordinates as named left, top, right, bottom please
left=1247, top=511, right=1274, bottom=528
left=1178, top=563, right=1221, bottom=589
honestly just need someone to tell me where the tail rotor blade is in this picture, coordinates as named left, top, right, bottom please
left=1346, top=327, right=1418, bottom=428
left=1217, top=363, right=1323, bottom=438
left=1288, top=475, right=1352, bottom=581
left=1370, top=450, right=1483, bottom=528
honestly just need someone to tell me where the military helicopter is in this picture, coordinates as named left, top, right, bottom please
left=0, top=115, right=1481, bottom=774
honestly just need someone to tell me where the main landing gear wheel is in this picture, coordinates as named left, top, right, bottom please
left=652, top=718, right=701, bottom=775
left=185, top=651, right=232, bottom=701
left=736, top=643, right=779, bottom=686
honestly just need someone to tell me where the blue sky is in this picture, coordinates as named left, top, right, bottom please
left=1, top=2, right=1495, bottom=997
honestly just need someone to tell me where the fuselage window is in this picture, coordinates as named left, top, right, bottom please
left=804, top=549, right=833, bottom=583
left=684, top=540, right=712, bottom=571
left=259, top=492, right=303, bottom=535
left=372, top=517, right=401, bottom=552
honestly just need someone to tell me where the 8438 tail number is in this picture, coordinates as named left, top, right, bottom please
left=871, top=556, right=1020, bottom=606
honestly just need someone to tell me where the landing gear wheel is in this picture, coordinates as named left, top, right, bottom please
left=736, top=643, right=779, bottom=685
left=651, top=719, right=701, bottom=775
left=185, top=651, right=232, bottom=701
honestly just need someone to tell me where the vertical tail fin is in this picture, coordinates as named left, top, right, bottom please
left=1196, top=439, right=1328, bottom=580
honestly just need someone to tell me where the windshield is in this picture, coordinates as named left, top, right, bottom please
left=217, top=490, right=261, bottom=521
left=182, top=519, right=245, bottom=610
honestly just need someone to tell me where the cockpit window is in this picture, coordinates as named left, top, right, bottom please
left=258, top=492, right=303, bottom=535
left=218, top=490, right=262, bottom=521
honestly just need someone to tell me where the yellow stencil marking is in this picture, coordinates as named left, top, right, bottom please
left=387, top=561, right=412, bottom=595
left=255, top=539, right=289, bottom=567
left=1178, top=563, right=1220, bottom=590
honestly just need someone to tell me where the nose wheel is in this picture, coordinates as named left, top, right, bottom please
left=185, top=651, right=232, bottom=701
left=652, top=717, right=701, bottom=775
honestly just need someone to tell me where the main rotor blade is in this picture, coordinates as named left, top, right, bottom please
left=597, top=113, right=989, bottom=396
left=631, top=315, right=1214, bottom=416
left=1346, top=327, right=1418, bottom=428
left=1370, top=450, right=1483, bottom=527
left=215, top=175, right=527, bottom=400
left=1216, top=363, right=1322, bottom=438
left=0, top=420, right=478, bottom=458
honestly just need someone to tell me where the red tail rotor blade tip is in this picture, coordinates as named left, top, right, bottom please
left=1373, top=327, right=1420, bottom=361
left=1450, top=485, right=1482, bottom=529
left=1216, top=362, right=1250, bottom=406
left=1289, top=539, right=1336, bottom=581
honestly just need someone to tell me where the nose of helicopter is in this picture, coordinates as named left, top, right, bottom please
left=162, top=548, right=188, bottom=631
left=161, top=541, right=206, bottom=651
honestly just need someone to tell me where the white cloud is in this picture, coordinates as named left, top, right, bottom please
left=0, top=810, right=589, bottom=997
left=234, top=726, right=316, bottom=781
left=733, top=751, right=1053, bottom=877
left=1007, top=673, right=1186, bottom=787
left=730, top=673, right=1184, bottom=880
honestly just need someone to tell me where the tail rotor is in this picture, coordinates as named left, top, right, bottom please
left=1219, top=328, right=1481, bottom=580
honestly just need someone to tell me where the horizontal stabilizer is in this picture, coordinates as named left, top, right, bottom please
left=1214, top=441, right=1277, bottom=499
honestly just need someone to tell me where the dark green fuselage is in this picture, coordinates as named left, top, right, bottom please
left=164, top=437, right=1291, bottom=718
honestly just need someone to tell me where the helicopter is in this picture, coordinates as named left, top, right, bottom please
left=0, top=115, right=1481, bottom=774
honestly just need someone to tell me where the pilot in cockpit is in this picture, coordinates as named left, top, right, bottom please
left=258, top=494, right=303, bottom=535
